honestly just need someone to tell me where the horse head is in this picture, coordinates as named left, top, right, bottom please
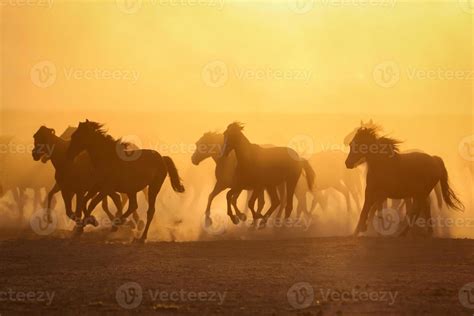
left=32, top=126, right=56, bottom=163
left=345, top=126, right=400, bottom=168
left=343, top=119, right=380, bottom=146
left=67, top=119, right=102, bottom=160
left=222, top=122, right=245, bottom=158
left=191, top=132, right=223, bottom=165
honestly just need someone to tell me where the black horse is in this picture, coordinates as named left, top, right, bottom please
left=345, top=127, right=463, bottom=236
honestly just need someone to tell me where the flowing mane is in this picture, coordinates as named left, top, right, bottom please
left=356, top=126, right=402, bottom=155
left=81, top=121, right=132, bottom=152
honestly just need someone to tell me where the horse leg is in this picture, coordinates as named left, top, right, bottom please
left=226, top=189, right=240, bottom=225
left=204, top=182, right=225, bottom=227
left=255, top=190, right=265, bottom=219
left=334, top=181, right=351, bottom=213
left=353, top=189, right=379, bottom=236
left=232, top=190, right=247, bottom=222
left=285, top=177, right=298, bottom=218
left=138, top=172, right=167, bottom=243
left=60, top=189, right=75, bottom=226
left=12, top=188, right=25, bottom=222
left=275, top=184, right=286, bottom=219
left=259, top=186, right=280, bottom=228
left=100, top=197, right=115, bottom=221
left=247, top=188, right=262, bottom=225
left=115, top=193, right=139, bottom=231
left=45, top=183, right=60, bottom=224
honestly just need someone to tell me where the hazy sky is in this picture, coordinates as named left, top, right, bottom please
left=1, top=0, right=472, bottom=114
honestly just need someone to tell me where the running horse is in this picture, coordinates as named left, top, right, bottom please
left=345, top=126, right=463, bottom=236
left=221, top=122, right=315, bottom=227
left=66, top=120, right=185, bottom=243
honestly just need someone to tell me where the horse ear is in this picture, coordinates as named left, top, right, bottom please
left=51, top=129, right=55, bottom=135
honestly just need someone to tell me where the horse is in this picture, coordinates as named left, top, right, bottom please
left=66, top=120, right=184, bottom=243
left=32, top=126, right=130, bottom=232
left=345, top=126, right=463, bottom=236
left=294, top=150, right=363, bottom=217
left=221, top=122, right=315, bottom=227
left=0, top=135, right=55, bottom=221
left=192, top=132, right=286, bottom=227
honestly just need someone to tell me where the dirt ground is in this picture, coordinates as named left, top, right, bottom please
left=0, top=229, right=473, bottom=316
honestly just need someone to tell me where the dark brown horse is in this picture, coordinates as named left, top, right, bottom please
left=221, top=122, right=315, bottom=227
left=66, top=120, right=184, bottom=242
left=33, top=126, right=127, bottom=231
left=345, top=127, right=463, bottom=236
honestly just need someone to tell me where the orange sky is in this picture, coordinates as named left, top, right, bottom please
left=1, top=0, right=472, bottom=115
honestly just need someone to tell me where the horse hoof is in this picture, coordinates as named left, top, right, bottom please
left=258, top=219, right=267, bottom=230
left=238, top=213, right=247, bottom=222
left=133, top=238, right=145, bottom=244
left=204, top=216, right=213, bottom=227
left=137, top=220, right=145, bottom=231
left=230, top=216, right=240, bottom=225
left=85, top=216, right=99, bottom=227
left=110, top=225, right=119, bottom=232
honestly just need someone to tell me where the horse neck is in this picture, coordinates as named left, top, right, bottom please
left=84, top=134, right=115, bottom=167
left=210, top=134, right=225, bottom=163
left=49, top=136, right=69, bottom=169
left=232, top=134, right=253, bottom=163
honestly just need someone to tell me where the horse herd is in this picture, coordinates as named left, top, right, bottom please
left=0, top=120, right=465, bottom=242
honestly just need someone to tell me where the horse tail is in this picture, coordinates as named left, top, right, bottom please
left=302, top=159, right=315, bottom=190
left=163, top=156, right=185, bottom=193
left=434, top=156, right=463, bottom=211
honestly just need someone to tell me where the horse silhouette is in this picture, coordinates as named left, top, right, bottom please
left=192, top=132, right=286, bottom=227
left=294, top=150, right=363, bottom=216
left=66, top=120, right=184, bottom=243
left=221, top=122, right=315, bottom=227
left=1, top=135, right=55, bottom=220
left=345, top=126, right=463, bottom=236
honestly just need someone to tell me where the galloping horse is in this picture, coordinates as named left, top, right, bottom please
left=192, top=132, right=286, bottom=227
left=33, top=126, right=127, bottom=230
left=345, top=127, right=463, bottom=236
left=66, top=120, right=184, bottom=242
left=221, top=122, right=315, bottom=227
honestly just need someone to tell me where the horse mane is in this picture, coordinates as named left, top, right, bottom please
left=358, top=127, right=402, bottom=154
left=82, top=120, right=130, bottom=151
left=226, top=122, right=244, bottom=133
